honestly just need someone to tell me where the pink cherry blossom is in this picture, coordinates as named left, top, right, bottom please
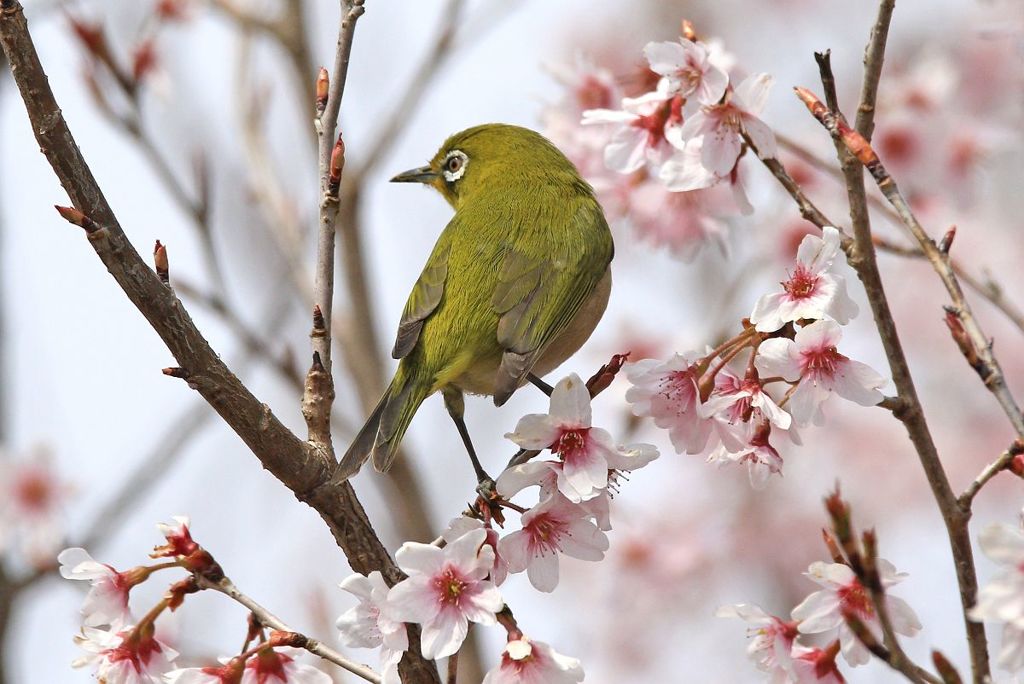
left=716, top=603, right=798, bottom=679
left=790, top=643, right=846, bottom=683
left=756, top=321, right=885, bottom=427
left=151, top=515, right=199, bottom=559
left=336, top=570, right=408, bottom=684
left=791, top=560, right=921, bottom=666
left=506, top=374, right=658, bottom=502
left=482, top=637, right=584, bottom=684
left=625, top=353, right=714, bottom=454
left=0, top=447, right=72, bottom=564
left=749, top=227, right=859, bottom=332
left=73, top=624, right=178, bottom=683
left=386, top=528, right=503, bottom=660
left=442, top=517, right=508, bottom=586
left=165, top=659, right=244, bottom=684
left=241, top=648, right=331, bottom=684
left=582, top=93, right=683, bottom=174
left=678, top=73, right=777, bottom=175
left=969, top=522, right=1024, bottom=671
left=58, top=547, right=135, bottom=628
left=707, top=414, right=785, bottom=489
left=498, top=493, right=609, bottom=592
left=643, top=38, right=728, bottom=105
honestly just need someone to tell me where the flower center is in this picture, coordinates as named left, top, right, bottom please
left=658, top=369, right=698, bottom=410
left=802, top=345, right=845, bottom=378
left=631, top=101, right=671, bottom=149
left=783, top=264, right=819, bottom=299
left=553, top=428, right=590, bottom=464
left=837, top=580, right=873, bottom=618
left=434, top=567, right=467, bottom=607
left=576, top=75, right=614, bottom=110
left=526, top=514, right=568, bottom=555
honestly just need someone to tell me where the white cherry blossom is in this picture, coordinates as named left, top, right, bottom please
left=506, top=374, right=658, bottom=502
left=582, top=93, right=682, bottom=174
left=750, top=227, right=859, bottom=332
left=241, top=648, right=331, bottom=684
left=336, top=570, right=408, bottom=684
left=625, top=353, right=713, bottom=454
left=73, top=624, right=178, bottom=683
left=386, top=528, right=503, bottom=660
left=792, top=560, right=921, bottom=666
left=677, top=73, right=777, bottom=175
left=756, top=321, right=885, bottom=426
left=706, top=415, right=785, bottom=489
left=58, top=547, right=135, bottom=628
left=643, top=38, right=728, bottom=105
left=969, top=522, right=1024, bottom=671
left=482, top=637, right=584, bottom=684
left=442, top=517, right=508, bottom=586
left=498, top=493, right=609, bottom=592
left=716, top=603, right=798, bottom=679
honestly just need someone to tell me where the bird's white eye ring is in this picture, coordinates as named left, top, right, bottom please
left=442, top=150, right=468, bottom=182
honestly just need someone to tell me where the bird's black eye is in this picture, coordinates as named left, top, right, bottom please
left=442, top=150, right=468, bottom=182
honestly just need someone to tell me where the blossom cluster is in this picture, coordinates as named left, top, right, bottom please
left=61, top=517, right=330, bottom=684
left=544, top=25, right=775, bottom=259
left=720, top=556, right=922, bottom=682
left=624, top=226, right=884, bottom=488
left=336, top=373, right=658, bottom=682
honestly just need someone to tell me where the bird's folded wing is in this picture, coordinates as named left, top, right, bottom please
left=491, top=206, right=612, bottom=405
left=392, top=239, right=451, bottom=359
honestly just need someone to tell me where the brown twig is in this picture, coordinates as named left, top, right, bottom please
left=0, top=5, right=439, bottom=680
left=798, top=4, right=991, bottom=678
left=195, top=575, right=382, bottom=683
left=959, top=439, right=1024, bottom=509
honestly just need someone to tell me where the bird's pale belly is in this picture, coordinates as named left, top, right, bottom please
left=450, top=268, right=612, bottom=396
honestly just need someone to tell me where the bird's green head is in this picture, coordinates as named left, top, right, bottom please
left=390, top=123, right=588, bottom=209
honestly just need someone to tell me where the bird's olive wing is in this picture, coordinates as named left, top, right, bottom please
left=392, top=239, right=451, bottom=359
left=491, top=205, right=612, bottom=405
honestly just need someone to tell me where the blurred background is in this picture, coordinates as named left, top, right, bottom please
left=0, top=0, right=1022, bottom=681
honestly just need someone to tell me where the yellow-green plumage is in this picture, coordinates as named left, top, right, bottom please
left=338, top=124, right=614, bottom=478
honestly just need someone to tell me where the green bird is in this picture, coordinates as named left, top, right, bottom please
left=336, top=123, right=614, bottom=480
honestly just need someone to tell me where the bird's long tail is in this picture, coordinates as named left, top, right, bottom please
left=335, top=369, right=429, bottom=481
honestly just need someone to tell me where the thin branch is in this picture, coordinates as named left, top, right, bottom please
left=799, top=4, right=991, bottom=678
left=196, top=575, right=382, bottom=684
left=959, top=440, right=1024, bottom=509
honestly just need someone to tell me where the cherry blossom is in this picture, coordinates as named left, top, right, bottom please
left=756, top=321, right=885, bottom=426
left=789, top=642, right=845, bottom=683
left=969, top=522, right=1024, bottom=671
left=165, top=659, right=244, bottom=684
left=643, top=38, right=728, bottom=105
left=506, top=374, right=658, bottom=502
left=442, top=516, right=508, bottom=586
left=336, top=570, right=407, bottom=683
left=73, top=624, right=178, bottom=683
left=482, top=637, right=584, bottom=684
left=707, top=415, right=785, bottom=489
left=498, top=493, right=609, bottom=592
left=716, top=603, right=798, bottom=679
left=582, top=93, right=683, bottom=174
left=749, top=227, right=859, bottom=332
left=0, top=447, right=72, bottom=564
left=386, top=528, right=503, bottom=660
left=151, top=515, right=199, bottom=559
left=58, top=547, right=137, bottom=628
left=677, top=73, right=777, bottom=175
left=625, top=353, right=713, bottom=454
left=791, top=560, right=921, bottom=666
left=240, top=648, right=331, bottom=684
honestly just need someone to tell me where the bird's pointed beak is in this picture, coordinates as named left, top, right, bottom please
left=390, top=165, right=438, bottom=184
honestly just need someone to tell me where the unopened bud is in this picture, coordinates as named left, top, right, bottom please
left=586, top=352, right=630, bottom=397
left=681, top=19, right=697, bottom=42
left=154, top=240, right=169, bottom=285
left=315, top=67, right=329, bottom=116
left=931, top=650, right=964, bottom=684
left=132, top=39, right=157, bottom=84
left=328, top=133, right=345, bottom=195
left=55, top=205, right=99, bottom=233
left=938, top=225, right=956, bottom=255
